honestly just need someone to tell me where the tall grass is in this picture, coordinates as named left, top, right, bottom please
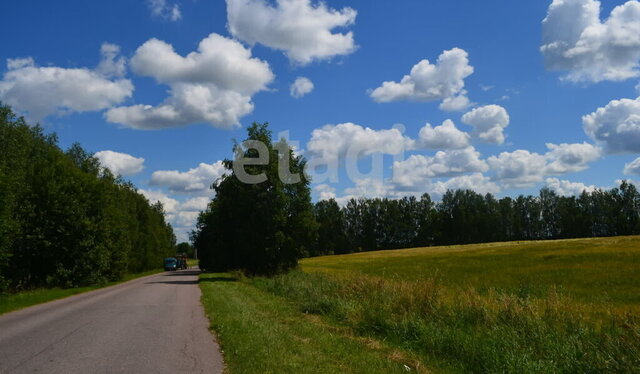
left=253, top=271, right=640, bottom=373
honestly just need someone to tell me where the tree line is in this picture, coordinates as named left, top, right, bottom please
left=0, top=105, right=176, bottom=292
left=312, top=184, right=640, bottom=256
left=195, top=122, right=640, bottom=275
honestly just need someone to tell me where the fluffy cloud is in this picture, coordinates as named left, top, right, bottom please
left=461, top=105, right=510, bottom=144
left=431, top=173, right=501, bottom=197
left=0, top=45, right=133, bottom=120
left=139, top=189, right=209, bottom=242
left=417, top=119, right=470, bottom=150
left=392, top=147, right=489, bottom=187
left=369, top=48, right=473, bottom=111
left=582, top=96, right=640, bottom=153
left=139, top=189, right=180, bottom=215
left=150, top=161, right=227, bottom=194
left=545, top=178, right=597, bottom=196
left=314, top=184, right=337, bottom=201
left=147, top=0, right=181, bottom=21
left=105, top=33, right=274, bottom=129
left=544, top=142, right=602, bottom=173
left=306, top=122, right=414, bottom=163
left=488, top=150, right=549, bottom=188
left=226, top=0, right=357, bottom=65
left=624, top=156, right=640, bottom=175
left=94, top=150, right=145, bottom=176
left=488, top=142, right=601, bottom=188
left=290, top=77, right=314, bottom=98
left=541, top=0, right=640, bottom=82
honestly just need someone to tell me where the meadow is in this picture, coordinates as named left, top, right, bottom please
left=200, top=236, right=640, bottom=373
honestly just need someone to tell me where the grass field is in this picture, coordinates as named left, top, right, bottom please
left=0, top=269, right=164, bottom=315
left=200, top=236, right=640, bottom=373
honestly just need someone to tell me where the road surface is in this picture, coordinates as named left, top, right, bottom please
left=0, top=269, right=224, bottom=373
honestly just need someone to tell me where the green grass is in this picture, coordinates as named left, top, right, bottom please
left=301, top=236, right=640, bottom=307
left=200, top=236, right=640, bottom=373
left=187, top=258, right=200, bottom=268
left=199, top=273, right=434, bottom=374
left=0, top=269, right=163, bottom=315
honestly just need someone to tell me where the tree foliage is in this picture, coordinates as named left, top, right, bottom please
left=0, top=104, right=176, bottom=292
left=192, top=123, right=316, bottom=275
left=312, top=184, right=640, bottom=256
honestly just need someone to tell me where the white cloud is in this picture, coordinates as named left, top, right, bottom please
left=180, top=196, right=211, bottom=212
left=306, top=122, right=414, bottom=163
left=139, top=189, right=207, bottom=242
left=139, top=189, right=180, bottom=215
left=369, top=48, right=473, bottom=111
left=150, top=161, right=227, bottom=194
left=431, top=173, right=501, bottom=197
left=488, top=142, right=601, bottom=188
left=582, top=96, right=640, bottom=153
left=541, top=0, right=640, bottom=82
left=417, top=119, right=470, bottom=150
left=545, top=178, right=597, bottom=196
left=461, top=104, right=510, bottom=144
left=392, top=147, right=489, bottom=188
left=488, top=150, right=550, bottom=188
left=94, top=150, right=145, bottom=176
left=290, top=77, right=314, bottom=98
left=147, top=0, right=182, bottom=21
left=314, top=184, right=337, bottom=201
left=0, top=45, right=133, bottom=120
left=439, top=91, right=472, bottom=112
left=623, top=156, right=640, bottom=175
left=96, top=43, right=126, bottom=78
left=226, top=0, right=357, bottom=65
left=105, top=33, right=274, bottom=129
left=544, top=142, right=602, bottom=173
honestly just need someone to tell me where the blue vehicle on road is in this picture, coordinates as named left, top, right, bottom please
left=164, top=257, right=178, bottom=271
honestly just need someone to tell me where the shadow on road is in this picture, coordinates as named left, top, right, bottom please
left=147, top=279, right=199, bottom=285
left=198, top=276, right=237, bottom=283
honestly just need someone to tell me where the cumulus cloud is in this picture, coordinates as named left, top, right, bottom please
left=290, top=77, right=314, bottom=98
left=150, top=161, right=227, bottom=194
left=488, top=142, right=601, bottom=188
left=147, top=0, right=181, bottom=21
left=369, top=48, right=473, bottom=111
left=488, top=150, right=549, bottom=188
left=624, top=156, right=640, bottom=175
left=139, top=189, right=208, bottom=242
left=139, top=189, right=180, bottom=215
left=306, top=122, right=414, bottom=163
left=545, top=177, right=597, bottom=196
left=582, top=96, right=640, bottom=153
left=226, top=0, right=357, bottom=65
left=392, top=147, right=489, bottom=188
left=431, top=173, right=501, bottom=197
left=94, top=150, right=145, bottom=176
left=461, top=104, right=510, bottom=144
left=541, top=0, right=640, bottom=82
left=544, top=142, right=602, bottom=173
left=105, top=33, right=274, bottom=130
left=314, top=184, right=337, bottom=201
left=0, top=44, right=133, bottom=120
left=417, top=119, right=470, bottom=150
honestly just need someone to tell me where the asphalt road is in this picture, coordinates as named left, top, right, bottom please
left=0, top=269, right=224, bottom=374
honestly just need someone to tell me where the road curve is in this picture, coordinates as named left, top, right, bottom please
left=0, top=269, right=224, bottom=374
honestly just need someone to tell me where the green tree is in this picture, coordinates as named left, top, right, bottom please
left=193, top=122, right=316, bottom=275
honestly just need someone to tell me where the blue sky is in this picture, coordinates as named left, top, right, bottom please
left=2, top=0, right=640, bottom=241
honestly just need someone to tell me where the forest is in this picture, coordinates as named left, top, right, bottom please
left=312, top=184, right=640, bottom=256
left=0, top=105, right=176, bottom=292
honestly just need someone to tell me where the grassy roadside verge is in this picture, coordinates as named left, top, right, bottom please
left=199, top=272, right=438, bottom=374
left=0, top=269, right=164, bottom=315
